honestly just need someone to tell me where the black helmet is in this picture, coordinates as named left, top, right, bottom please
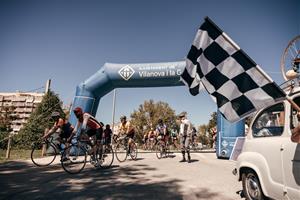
left=51, top=111, right=60, bottom=119
left=158, top=119, right=163, bottom=124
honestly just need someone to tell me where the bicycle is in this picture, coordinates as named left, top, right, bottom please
left=95, top=139, right=114, bottom=169
left=155, top=135, right=169, bottom=159
left=114, top=135, right=138, bottom=162
left=61, top=136, right=114, bottom=174
left=31, top=135, right=64, bottom=167
left=146, top=137, right=157, bottom=151
left=155, top=135, right=180, bottom=159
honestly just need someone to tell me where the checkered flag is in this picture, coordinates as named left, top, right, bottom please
left=181, top=17, right=286, bottom=122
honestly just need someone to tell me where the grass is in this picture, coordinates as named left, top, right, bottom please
left=0, top=149, right=32, bottom=163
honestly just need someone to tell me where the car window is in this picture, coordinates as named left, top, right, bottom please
left=252, top=103, right=285, bottom=137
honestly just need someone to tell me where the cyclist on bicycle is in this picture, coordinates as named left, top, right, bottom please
left=43, top=111, right=74, bottom=149
left=103, top=124, right=112, bottom=145
left=118, top=115, right=135, bottom=153
left=155, top=119, right=169, bottom=145
left=142, top=132, right=148, bottom=150
left=148, top=127, right=156, bottom=139
left=73, top=107, right=104, bottom=161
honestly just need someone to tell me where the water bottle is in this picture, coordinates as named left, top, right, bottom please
left=60, top=143, right=65, bottom=151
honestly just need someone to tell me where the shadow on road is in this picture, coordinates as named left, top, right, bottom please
left=0, top=159, right=223, bottom=200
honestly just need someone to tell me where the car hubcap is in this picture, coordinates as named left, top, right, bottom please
left=246, top=174, right=260, bottom=199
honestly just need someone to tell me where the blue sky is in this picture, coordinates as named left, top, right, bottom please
left=0, top=0, right=299, bottom=126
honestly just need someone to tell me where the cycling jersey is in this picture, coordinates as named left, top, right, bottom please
left=148, top=130, right=156, bottom=138
left=74, top=113, right=102, bottom=138
left=119, top=121, right=135, bottom=138
left=156, top=124, right=168, bottom=136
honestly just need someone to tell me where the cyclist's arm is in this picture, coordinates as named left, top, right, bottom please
left=73, top=120, right=83, bottom=136
left=43, top=126, right=58, bottom=139
left=43, top=119, right=63, bottom=138
left=66, top=124, right=75, bottom=142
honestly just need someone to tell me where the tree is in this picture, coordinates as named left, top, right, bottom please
left=130, top=100, right=178, bottom=144
left=15, top=91, right=65, bottom=149
left=197, top=124, right=210, bottom=146
left=197, top=112, right=217, bottom=147
left=0, top=106, right=16, bottom=149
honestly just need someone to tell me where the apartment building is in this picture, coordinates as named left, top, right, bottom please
left=0, top=92, right=44, bottom=134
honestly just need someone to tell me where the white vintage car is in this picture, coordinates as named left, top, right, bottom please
left=233, top=84, right=300, bottom=200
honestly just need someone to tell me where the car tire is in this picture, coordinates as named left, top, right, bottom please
left=242, top=170, right=266, bottom=200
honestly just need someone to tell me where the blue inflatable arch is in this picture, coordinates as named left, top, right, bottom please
left=69, top=61, right=186, bottom=125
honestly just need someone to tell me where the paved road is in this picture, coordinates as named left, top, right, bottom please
left=0, top=152, right=243, bottom=200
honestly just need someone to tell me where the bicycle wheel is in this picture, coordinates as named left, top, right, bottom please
left=61, top=144, right=87, bottom=174
left=97, top=145, right=114, bottom=168
left=281, top=35, right=300, bottom=80
left=155, top=141, right=166, bottom=159
left=31, top=141, right=57, bottom=167
left=115, top=143, right=128, bottom=162
left=129, top=142, right=138, bottom=160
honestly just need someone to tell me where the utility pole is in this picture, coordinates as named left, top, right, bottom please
left=111, top=89, right=117, bottom=133
left=45, top=79, right=51, bottom=93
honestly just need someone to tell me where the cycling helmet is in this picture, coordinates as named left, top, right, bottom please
left=158, top=119, right=163, bottom=124
left=120, top=115, right=126, bottom=121
left=51, top=111, right=60, bottom=119
left=73, top=107, right=83, bottom=114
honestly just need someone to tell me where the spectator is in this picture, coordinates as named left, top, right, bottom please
left=178, top=112, right=192, bottom=163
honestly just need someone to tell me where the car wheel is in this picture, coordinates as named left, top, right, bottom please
left=242, top=170, right=266, bottom=200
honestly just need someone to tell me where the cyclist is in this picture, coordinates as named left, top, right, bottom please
left=155, top=119, right=169, bottom=145
left=73, top=107, right=104, bottom=161
left=170, top=128, right=179, bottom=149
left=43, top=111, right=74, bottom=149
left=142, top=131, right=148, bottom=150
left=118, top=115, right=135, bottom=153
left=147, top=127, right=156, bottom=148
left=103, top=124, right=112, bottom=145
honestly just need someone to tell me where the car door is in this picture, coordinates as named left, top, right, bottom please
left=250, top=102, right=286, bottom=196
left=281, top=97, right=300, bottom=199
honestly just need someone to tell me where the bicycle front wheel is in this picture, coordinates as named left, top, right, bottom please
left=155, top=141, right=166, bottom=159
left=115, top=143, right=128, bottom=162
left=97, top=145, right=114, bottom=169
left=31, top=142, right=57, bottom=167
left=61, top=145, right=87, bottom=174
left=129, top=143, right=138, bottom=160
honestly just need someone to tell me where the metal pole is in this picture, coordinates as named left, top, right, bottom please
left=45, top=79, right=51, bottom=94
left=5, top=134, right=12, bottom=159
left=111, top=89, right=117, bottom=133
